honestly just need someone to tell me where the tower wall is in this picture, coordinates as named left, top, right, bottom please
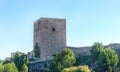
left=34, top=18, right=66, bottom=58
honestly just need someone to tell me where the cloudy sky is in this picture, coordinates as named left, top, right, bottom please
left=0, top=0, right=120, bottom=59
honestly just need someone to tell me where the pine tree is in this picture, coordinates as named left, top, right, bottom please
left=34, top=42, right=40, bottom=58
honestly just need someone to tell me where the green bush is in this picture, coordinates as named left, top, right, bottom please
left=62, top=65, right=91, bottom=72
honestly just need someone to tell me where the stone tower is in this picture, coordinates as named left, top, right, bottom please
left=34, top=18, right=66, bottom=58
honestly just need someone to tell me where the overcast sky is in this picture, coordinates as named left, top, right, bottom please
left=0, top=0, right=120, bottom=59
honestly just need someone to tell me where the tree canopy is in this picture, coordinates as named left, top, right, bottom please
left=3, top=62, right=18, bottom=72
left=0, top=64, right=3, bottom=72
left=97, top=48, right=119, bottom=72
left=50, top=48, right=76, bottom=72
left=12, top=51, right=29, bottom=72
left=90, top=42, right=119, bottom=72
left=90, top=42, right=104, bottom=63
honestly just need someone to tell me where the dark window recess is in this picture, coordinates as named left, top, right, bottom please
left=52, top=28, right=55, bottom=31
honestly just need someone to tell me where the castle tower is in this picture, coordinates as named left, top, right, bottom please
left=34, top=18, right=66, bottom=58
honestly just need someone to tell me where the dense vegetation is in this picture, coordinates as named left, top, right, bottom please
left=0, top=51, right=29, bottom=72
left=90, top=42, right=119, bottom=72
left=0, top=42, right=120, bottom=72
left=50, top=42, right=120, bottom=72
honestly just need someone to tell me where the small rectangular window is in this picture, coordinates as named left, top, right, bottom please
left=52, top=28, right=55, bottom=31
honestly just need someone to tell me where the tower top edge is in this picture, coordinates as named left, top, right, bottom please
left=34, top=17, right=66, bottom=23
left=40, top=17, right=66, bottom=20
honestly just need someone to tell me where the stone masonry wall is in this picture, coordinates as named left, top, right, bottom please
left=34, top=18, right=66, bottom=58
